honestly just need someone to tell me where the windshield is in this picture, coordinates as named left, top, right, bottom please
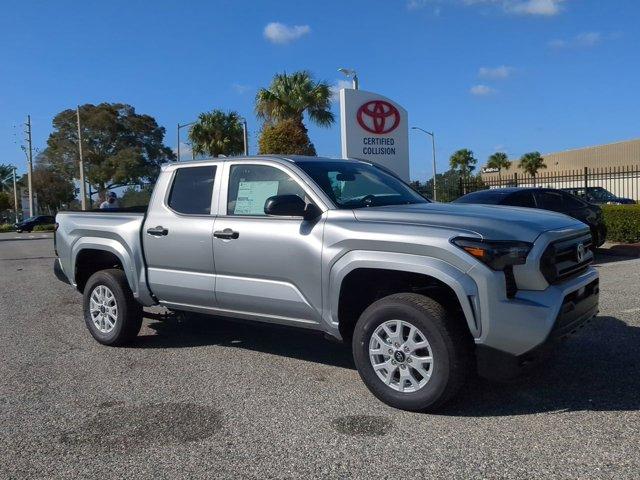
left=297, top=161, right=428, bottom=209
left=588, top=187, right=616, bottom=201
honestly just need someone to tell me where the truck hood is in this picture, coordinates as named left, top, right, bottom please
left=352, top=202, right=585, bottom=243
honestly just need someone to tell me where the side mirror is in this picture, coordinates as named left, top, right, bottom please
left=264, top=195, right=321, bottom=221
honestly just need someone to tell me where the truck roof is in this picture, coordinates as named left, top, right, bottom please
left=161, top=155, right=366, bottom=170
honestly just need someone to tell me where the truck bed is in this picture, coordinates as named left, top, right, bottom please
left=55, top=209, right=155, bottom=305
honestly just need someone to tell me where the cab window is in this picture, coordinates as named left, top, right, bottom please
left=168, top=166, right=216, bottom=215
left=227, top=164, right=307, bottom=216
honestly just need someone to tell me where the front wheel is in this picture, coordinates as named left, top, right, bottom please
left=352, top=293, right=472, bottom=412
left=83, top=269, right=143, bottom=346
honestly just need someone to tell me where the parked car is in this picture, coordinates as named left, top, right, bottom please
left=54, top=156, right=599, bottom=412
left=14, top=215, right=55, bottom=233
left=560, top=186, right=636, bottom=205
left=454, top=187, right=607, bottom=247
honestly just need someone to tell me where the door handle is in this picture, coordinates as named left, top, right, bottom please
left=146, top=226, right=168, bottom=236
left=213, top=228, right=239, bottom=240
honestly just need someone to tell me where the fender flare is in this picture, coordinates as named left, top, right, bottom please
left=325, top=250, right=481, bottom=338
left=71, top=237, right=138, bottom=295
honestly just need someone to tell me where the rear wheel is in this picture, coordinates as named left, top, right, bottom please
left=83, top=269, right=142, bottom=346
left=352, top=293, right=472, bottom=412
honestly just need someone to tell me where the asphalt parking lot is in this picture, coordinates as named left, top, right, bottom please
left=1, top=232, right=639, bottom=479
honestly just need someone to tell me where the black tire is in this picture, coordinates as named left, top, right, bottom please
left=83, top=269, right=143, bottom=346
left=352, top=293, right=472, bottom=412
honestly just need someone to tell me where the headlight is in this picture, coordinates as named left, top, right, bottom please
left=452, top=237, right=532, bottom=271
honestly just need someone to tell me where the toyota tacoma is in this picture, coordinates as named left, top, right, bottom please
left=54, top=156, right=599, bottom=411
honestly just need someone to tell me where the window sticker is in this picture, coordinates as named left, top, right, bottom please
left=234, top=181, right=279, bottom=215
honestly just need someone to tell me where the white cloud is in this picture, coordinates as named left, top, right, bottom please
left=478, top=65, right=514, bottom=79
left=549, top=31, right=601, bottom=49
left=470, top=84, right=497, bottom=96
left=231, top=83, right=251, bottom=94
left=407, top=0, right=565, bottom=16
left=330, top=79, right=353, bottom=101
left=263, top=22, right=310, bottom=44
left=506, top=0, right=564, bottom=16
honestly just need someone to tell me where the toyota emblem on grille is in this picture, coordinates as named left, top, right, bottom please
left=576, top=243, right=585, bottom=263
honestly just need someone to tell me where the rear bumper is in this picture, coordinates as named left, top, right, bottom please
left=477, top=277, right=599, bottom=380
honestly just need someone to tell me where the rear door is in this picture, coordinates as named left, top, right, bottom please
left=143, top=164, right=221, bottom=308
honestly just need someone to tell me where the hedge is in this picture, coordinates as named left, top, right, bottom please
left=33, top=224, right=56, bottom=232
left=0, top=224, right=13, bottom=232
left=602, top=204, right=640, bottom=243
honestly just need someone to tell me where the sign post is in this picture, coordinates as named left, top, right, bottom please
left=340, top=89, right=409, bottom=181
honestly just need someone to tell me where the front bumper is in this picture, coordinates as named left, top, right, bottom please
left=476, top=276, right=599, bottom=380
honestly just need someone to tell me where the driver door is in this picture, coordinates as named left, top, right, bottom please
left=212, top=161, right=326, bottom=325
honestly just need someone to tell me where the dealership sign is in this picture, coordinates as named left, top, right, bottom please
left=340, top=89, right=409, bottom=181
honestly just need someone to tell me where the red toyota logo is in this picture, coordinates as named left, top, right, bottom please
left=357, top=100, right=401, bottom=134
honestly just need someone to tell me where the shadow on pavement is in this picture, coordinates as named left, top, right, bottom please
left=136, top=310, right=355, bottom=370
left=442, top=315, right=640, bottom=416
left=593, top=251, right=637, bottom=265
left=137, top=312, right=640, bottom=415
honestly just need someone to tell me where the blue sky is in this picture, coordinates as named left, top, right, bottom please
left=1, top=0, right=639, bottom=181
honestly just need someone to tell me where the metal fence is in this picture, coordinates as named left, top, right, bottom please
left=423, top=166, right=640, bottom=203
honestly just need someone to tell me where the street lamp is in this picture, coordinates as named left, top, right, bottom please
left=411, top=127, right=438, bottom=201
left=177, top=121, right=196, bottom=161
left=337, top=68, right=359, bottom=90
left=238, top=116, right=249, bottom=156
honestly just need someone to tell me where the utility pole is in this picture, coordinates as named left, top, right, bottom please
left=76, top=106, right=88, bottom=210
left=12, top=166, right=18, bottom=222
left=177, top=123, right=180, bottom=161
left=25, top=115, right=34, bottom=216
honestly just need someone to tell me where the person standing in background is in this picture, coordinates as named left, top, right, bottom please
left=100, top=191, right=119, bottom=209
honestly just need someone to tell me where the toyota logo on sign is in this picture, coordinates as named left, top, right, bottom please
left=357, top=100, right=401, bottom=134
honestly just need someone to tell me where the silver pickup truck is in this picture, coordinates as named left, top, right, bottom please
left=55, top=156, right=599, bottom=411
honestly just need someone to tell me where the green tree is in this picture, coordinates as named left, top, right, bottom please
left=120, top=185, right=154, bottom=208
left=42, top=103, right=175, bottom=197
left=519, top=151, right=547, bottom=186
left=189, top=110, right=245, bottom=158
left=258, top=118, right=316, bottom=155
left=0, top=191, right=10, bottom=211
left=449, top=149, right=477, bottom=178
left=449, top=149, right=477, bottom=194
left=256, top=70, right=334, bottom=149
left=31, top=165, right=76, bottom=212
left=0, top=164, right=14, bottom=192
left=486, top=152, right=511, bottom=185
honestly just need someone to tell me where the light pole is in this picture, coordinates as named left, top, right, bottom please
left=338, top=68, right=359, bottom=90
left=238, top=117, right=249, bottom=156
left=177, top=121, right=196, bottom=161
left=12, top=166, right=18, bottom=221
left=412, top=127, right=438, bottom=201
left=76, top=106, right=88, bottom=210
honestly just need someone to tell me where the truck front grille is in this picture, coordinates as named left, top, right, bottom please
left=540, top=233, right=593, bottom=284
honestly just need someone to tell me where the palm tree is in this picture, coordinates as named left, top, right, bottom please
left=486, top=152, right=511, bottom=186
left=519, top=151, right=547, bottom=186
left=255, top=71, right=334, bottom=129
left=450, top=149, right=477, bottom=195
left=189, top=110, right=244, bottom=158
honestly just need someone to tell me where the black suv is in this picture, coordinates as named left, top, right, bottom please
left=454, top=188, right=607, bottom=247
left=14, top=215, right=55, bottom=233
